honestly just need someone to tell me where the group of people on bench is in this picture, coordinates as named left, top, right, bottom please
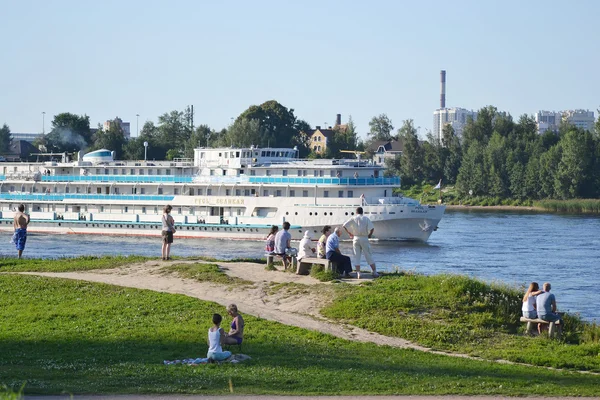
left=522, top=281, right=562, bottom=334
left=265, top=207, right=379, bottom=279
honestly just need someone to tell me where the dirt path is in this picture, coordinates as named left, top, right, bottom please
left=21, top=259, right=432, bottom=352
left=16, top=260, right=600, bottom=373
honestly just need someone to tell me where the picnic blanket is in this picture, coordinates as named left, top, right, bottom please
left=164, top=354, right=251, bottom=365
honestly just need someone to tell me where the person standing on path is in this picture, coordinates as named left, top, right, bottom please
left=161, top=204, right=176, bottom=260
left=343, top=206, right=378, bottom=279
left=13, top=204, right=30, bottom=259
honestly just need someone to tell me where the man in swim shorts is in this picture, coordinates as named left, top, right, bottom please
left=13, top=204, right=30, bottom=258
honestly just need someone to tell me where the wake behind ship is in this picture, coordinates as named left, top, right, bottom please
left=0, top=147, right=445, bottom=241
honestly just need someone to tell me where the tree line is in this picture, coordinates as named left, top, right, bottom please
left=2, top=102, right=600, bottom=200
left=385, top=106, right=600, bottom=200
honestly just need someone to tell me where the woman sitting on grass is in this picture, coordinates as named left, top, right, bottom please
left=207, top=313, right=231, bottom=361
left=224, top=304, right=244, bottom=345
left=522, top=281, right=543, bottom=319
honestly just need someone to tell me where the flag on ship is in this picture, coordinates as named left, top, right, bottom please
left=433, top=179, right=442, bottom=190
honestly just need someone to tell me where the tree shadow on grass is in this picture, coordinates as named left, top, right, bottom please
left=1, top=336, right=600, bottom=396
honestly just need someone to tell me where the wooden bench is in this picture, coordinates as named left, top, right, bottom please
left=520, top=316, right=561, bottom=338
left=265, top=253, right=297, bottom=271
left=296, top=257, right=337, bottom=275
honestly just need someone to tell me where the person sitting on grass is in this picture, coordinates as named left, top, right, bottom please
left=522, top=281, right=543, bottom=319
left=207, top=313, right=232, bottom=362
left=223, top=303, right=244, bottom=345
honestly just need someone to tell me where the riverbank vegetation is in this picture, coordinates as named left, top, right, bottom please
left=322, top=272, right=600, bottom=372
left=2, top=273, right=600, bottom=396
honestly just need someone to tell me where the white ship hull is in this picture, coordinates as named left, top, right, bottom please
left=0, top=146, right=446, bottom=242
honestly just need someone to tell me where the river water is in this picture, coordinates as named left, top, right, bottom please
left=2, top=209, right=598, bottom=321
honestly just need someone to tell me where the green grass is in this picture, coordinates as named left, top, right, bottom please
left=0, top=255, right=150, bottom=272
left=309, top=264, right=338, bottom=282
left=2, top=275, right=600, bottom=396
left=321, top=272, right=600, bottom=372
left=160, top=263, right=253, bottom=286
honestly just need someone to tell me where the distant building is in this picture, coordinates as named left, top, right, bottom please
left=308, top=126, right=336, bottom=154
left=9, top=140, right=38, bottom=161
left=368, top=139, right=404, bottom=165
left=103, top=117, right=131, bottom=139
left=534, top=110, right=562, bottom=134
left=307, top=114, right=347, bottom=154
left=433, top=107, right=477, bottom=141
left=563, top=110, right=595, bottom=132
left=535, top=109, right=595, bottom=134
left=10, top=132, right=41, bottom=143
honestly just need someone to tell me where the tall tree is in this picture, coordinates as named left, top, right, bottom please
left=457, top=140, right=486, bottom=196
left=0, top=123, right=12, bottom=154
left=237, top=100, right=305, bottom=150
left=441, top=124, right=462, bottom=184
left=218, top=118, right=263, bottom=148
left=42, top=113, right=91, bottom=153
left=397, top=119, right=424, bottom=186
left=123, top=121, right=163, bottom=160
left=484, top=132, right=509, bottom=197
left=555, top=128, right=595, bottom=198
left=367, top=114, right=394, bottom=141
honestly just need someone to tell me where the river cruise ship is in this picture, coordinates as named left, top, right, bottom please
left=0, top=147, right=445, bottom=241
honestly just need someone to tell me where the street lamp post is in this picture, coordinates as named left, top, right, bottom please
left=42, top=112, right=46, bottom=135
left=143, top=141, right=148, bottom=162
left=136, top=114, right=139, bottom=136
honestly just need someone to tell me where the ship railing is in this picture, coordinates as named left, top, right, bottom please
left=0, top=193, right=176, bottom=201
left=192, top=175, right=250, bottom=184
left=247, top=176, right=400, bottom=186
left=27, top=175, right=195, bottom=183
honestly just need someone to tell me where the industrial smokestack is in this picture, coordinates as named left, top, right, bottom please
left=335, top=114, right=341, bottom=126
left=440, top=70, right=446, bottom=109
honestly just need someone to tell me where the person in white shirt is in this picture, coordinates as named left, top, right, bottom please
left=297, top=230, right=316, bottom=261
left=325, top=227, right=353, bottom=277
left=343, top=207, right=378, bottom=279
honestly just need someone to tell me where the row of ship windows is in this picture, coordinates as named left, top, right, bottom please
left=1, top=220, right=262, bottom=232
left=9, top=186, right=356, bottom=198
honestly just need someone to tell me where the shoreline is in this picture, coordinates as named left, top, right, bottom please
left=445, top=204, right=545, bottom=212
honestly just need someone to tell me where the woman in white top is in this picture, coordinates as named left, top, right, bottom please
left=207, top=313, right=232, bottom=361
left=522, top=282, right=543, bottom=319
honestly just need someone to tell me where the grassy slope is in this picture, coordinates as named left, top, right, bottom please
left=2, top=274, right=600, bottom=396
left=321, top=273, right=600, bottom=372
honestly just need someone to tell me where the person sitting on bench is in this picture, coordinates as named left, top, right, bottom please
left=536, top=282, right=563, bottom=334
left=274, top=222, right=292, bottom=269
left=325, top=227, right=353, bottom=278
left=522, top=282, right=543, bottom=319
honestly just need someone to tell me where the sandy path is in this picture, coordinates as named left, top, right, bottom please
left=16, top=260, right=600, bottom=373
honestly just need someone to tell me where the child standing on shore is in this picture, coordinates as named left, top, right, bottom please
left=207, top=313, right=231, bottom=361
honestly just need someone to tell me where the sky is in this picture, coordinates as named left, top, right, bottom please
left=1, top=0, right=599, bottom=140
